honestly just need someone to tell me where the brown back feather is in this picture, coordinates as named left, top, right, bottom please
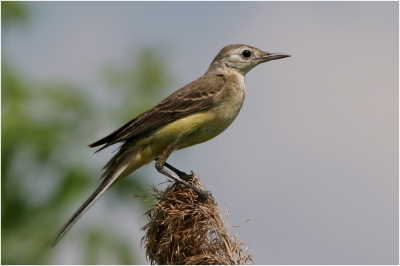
left=88, top=74, right=226, bottom=152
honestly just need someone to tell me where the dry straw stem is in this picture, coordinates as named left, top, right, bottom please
left=140, top=174, right=252, bottom=265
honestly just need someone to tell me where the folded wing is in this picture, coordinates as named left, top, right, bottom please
left=88, top=74, right=226, bottom=152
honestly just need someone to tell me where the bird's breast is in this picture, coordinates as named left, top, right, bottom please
left=176, top=80, right=246, bottom=149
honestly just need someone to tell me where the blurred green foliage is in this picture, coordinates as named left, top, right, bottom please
left=1, top=2, right=173, bottom=264
left=1, top=1, right=30, bottom=27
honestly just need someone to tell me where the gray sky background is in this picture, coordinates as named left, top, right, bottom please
left=3, top=2, right=398, bottom=264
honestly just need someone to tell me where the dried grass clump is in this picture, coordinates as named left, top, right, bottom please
left=140, top=174, right=252, bottom=265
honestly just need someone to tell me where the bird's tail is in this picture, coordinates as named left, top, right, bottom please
left=50, top=147, right=141, bottom=248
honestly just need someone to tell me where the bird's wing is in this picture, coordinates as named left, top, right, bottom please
left=89, top=74, right=226, bottom=152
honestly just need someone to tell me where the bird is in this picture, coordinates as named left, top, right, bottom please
left=50, top=44, right=290, bottom=247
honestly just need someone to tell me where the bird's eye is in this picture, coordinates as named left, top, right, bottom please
left=242, top=50, right=252, bottom=59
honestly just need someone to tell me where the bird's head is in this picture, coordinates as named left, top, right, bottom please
left=207, top=44, right=290, bottom=76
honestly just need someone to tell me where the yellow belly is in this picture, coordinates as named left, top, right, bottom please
left=130, top=109, right=234, bottom=160
left=154, top=110, right=235, bottom=150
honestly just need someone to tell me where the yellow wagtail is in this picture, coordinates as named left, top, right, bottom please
left=51, top=44, right=290, bottom=247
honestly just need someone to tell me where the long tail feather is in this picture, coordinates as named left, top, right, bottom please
left=50, top=148, right=140, bottom=248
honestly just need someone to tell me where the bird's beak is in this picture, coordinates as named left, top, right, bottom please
left=258, top=53, right=291, bottom=62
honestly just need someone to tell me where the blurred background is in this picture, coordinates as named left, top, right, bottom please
left=1, top=2, right=398, bottom=264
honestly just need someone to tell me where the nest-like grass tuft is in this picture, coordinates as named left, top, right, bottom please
left=140, top=174, right=252, bottom=265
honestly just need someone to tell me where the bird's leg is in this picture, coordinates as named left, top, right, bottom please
left=155, top=144, right=210, bottom=198
left=155, top=158, right=193, bottom=179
